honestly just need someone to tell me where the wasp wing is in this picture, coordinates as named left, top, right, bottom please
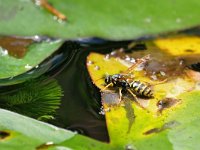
left=123, top=54, right=150, bottom=74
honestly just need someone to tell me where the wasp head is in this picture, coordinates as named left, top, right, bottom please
left=105, top=75, right=111, bottom=85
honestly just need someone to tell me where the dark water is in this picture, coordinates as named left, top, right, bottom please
left=0, top=38, right=131, bottom=142
left=47, top=40, right=131, bottom=142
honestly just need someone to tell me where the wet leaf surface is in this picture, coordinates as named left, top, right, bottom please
left=0, top=39, right=63, bottom=79
left=1, top=1, right=200, bottom=40
left=87, top=35, right=200, bottom=149
left=0, top=109, right=114, bottom=150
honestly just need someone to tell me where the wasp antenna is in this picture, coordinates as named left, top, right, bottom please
left=94, top=77, right=104, bottom=82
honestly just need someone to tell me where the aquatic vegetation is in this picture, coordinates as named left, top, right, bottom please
left=0, top=77, right=63, bottom=119
left=1, top=0, right=200, bottom=149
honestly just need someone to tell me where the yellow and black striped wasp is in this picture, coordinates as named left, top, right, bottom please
left=102, top=55, right=166, bottom=105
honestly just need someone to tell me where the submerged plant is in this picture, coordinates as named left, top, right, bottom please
left=0, top=77, right=63, bottom=120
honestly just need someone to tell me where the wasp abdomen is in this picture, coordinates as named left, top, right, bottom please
left=130, top=81, right=153, bottom=97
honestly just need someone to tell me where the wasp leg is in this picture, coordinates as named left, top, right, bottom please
left=127, top=89, right=145, bottom=109
left=127, top=89, right=139, bottom=103
left=101, top=83, right=113, bottom=91
left=118, top=88, right=122, bottom=103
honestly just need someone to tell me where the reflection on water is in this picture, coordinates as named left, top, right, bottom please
left=50, top=40, right=131, bottom=142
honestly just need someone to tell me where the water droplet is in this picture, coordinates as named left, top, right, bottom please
left=94, top=65, right=100, bottom=70
left=150, top=74, right=158, bottom=80
left=130, top=58, right=136, bottom=63
left=144, top=17, right=152, bottom=23
left=87, top=60, right=94, bottom=65
left=46, top=141, right=54, bottom=145
left=111, top=51, right=117, bottom=56
left=160, top=71, right=166, bottom=76
left=176, top=18, right=181, bottom=23
left=125, top=55, right=131, bottom=61
left=99, top=106, right=110, bottom=115
left=0, top=47, right=8, bottom=56
left=57, top=18, right=65, bottom=24
left=135, top=63, right=145, bottom=71
left=33, top=35, right=40, bottom=41
left=125, top=144, right=136, bottom=150
left=24, top=64, right=33, bottom=69
left=104, top=54, right=110, bottom=60
left=34, top=0, right=41, bottom=5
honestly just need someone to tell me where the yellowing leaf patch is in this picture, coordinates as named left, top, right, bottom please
left=87, top=36, right=200, bottom=150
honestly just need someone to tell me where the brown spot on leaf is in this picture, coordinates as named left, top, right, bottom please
left=185, top=49, right=194, bottom=53
left=157, top=98, right=180, bottom=113
left=145, top=58, right=186, bottom=80
left=143, top=128, right=160, bottom=135
left=0, top=36, right=33, bottom=58
left=0, top=131, right=10, bottom=140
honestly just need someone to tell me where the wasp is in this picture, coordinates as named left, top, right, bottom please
left=102, top=55, right=165, bottom=105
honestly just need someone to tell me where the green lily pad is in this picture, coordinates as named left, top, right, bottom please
left=0, top=39, right=63, bottom=79
left=87, top=35, right=200, bottom=149
left=0, top=0, right=200, bottom=40
left=0, top=108, right=114, bottom=150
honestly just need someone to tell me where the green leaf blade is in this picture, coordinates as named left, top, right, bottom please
left=1, top=0, right=200, bottom=40
left=0, top=109, right=114, bottom=150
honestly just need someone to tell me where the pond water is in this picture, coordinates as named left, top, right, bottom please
left=1, top=36, right=200, bottom=143
left=48, top=40, right=132, bottom=142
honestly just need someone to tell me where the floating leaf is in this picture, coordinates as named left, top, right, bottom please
left=0, top=39, right=63, bottom=81
left=0, top=109, right=114, bottom=150
left=87, top=35, right=200, bottom=149
left=1, top=1, right=200, bottom=40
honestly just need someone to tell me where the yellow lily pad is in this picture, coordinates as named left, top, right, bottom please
left=155, top=36, right=200, bottom=56
left=87, top=35, right=200, bottom=149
